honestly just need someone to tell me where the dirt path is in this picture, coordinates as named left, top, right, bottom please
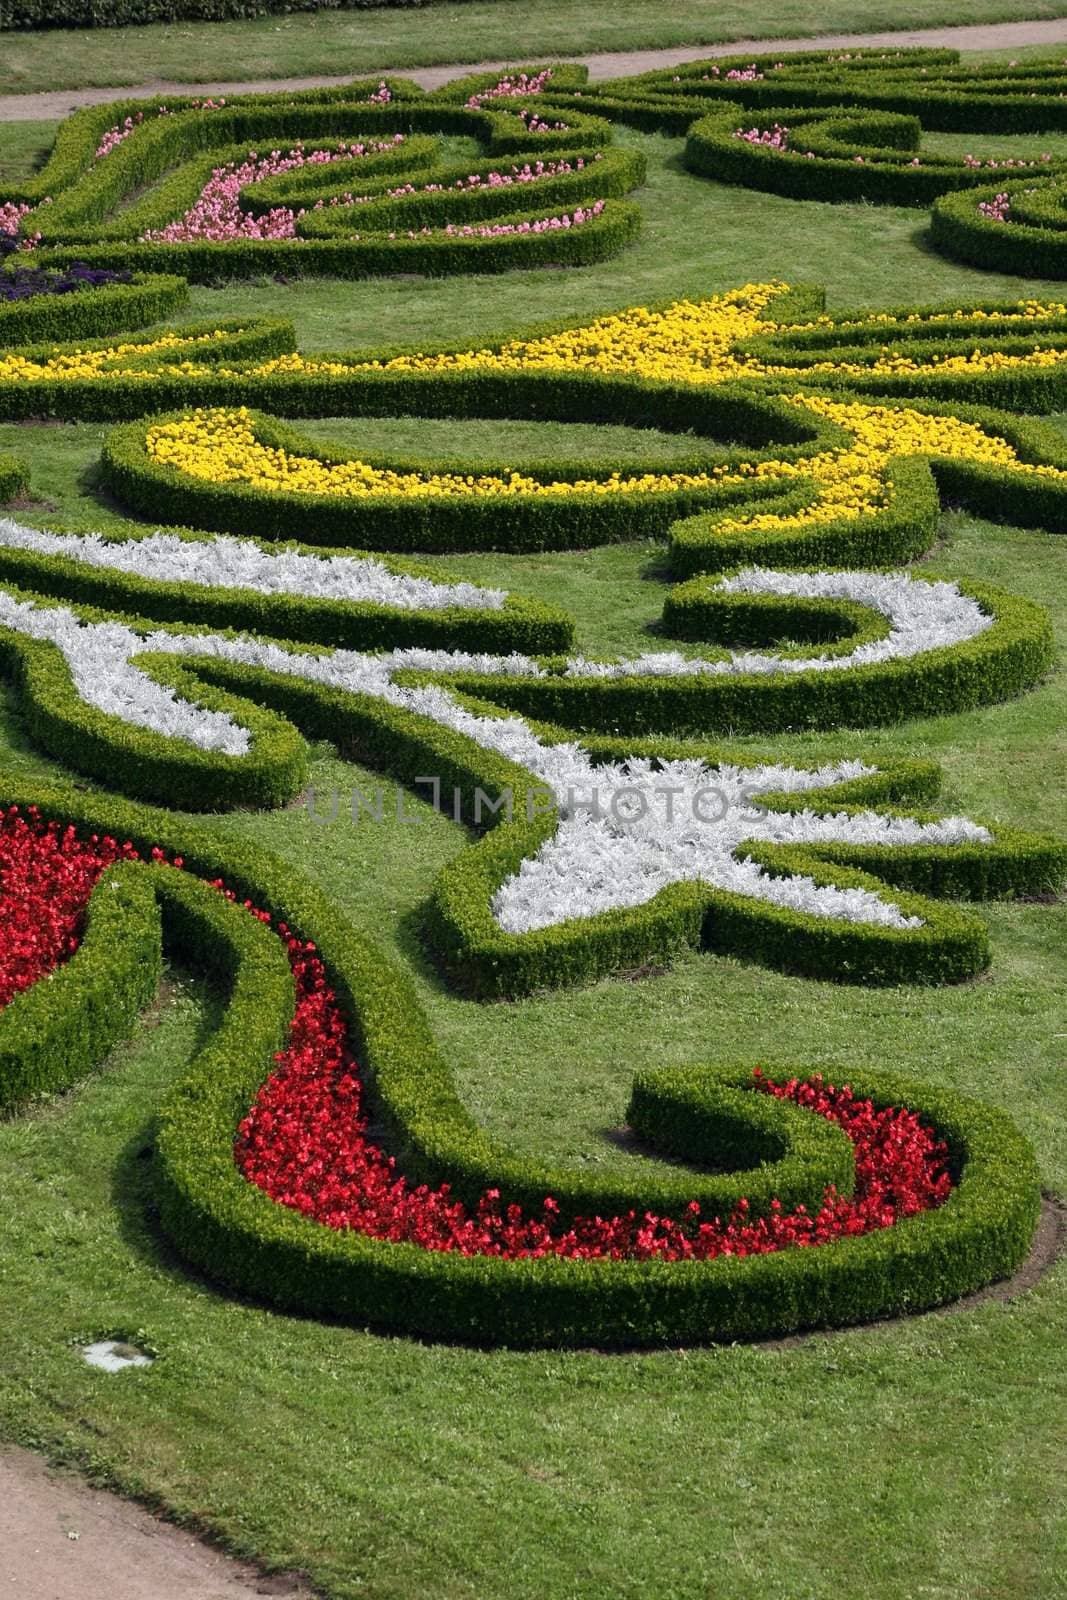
left=0, top=1446, right=314, bottom=1597
left=2, top=16, right=1067, bottom=121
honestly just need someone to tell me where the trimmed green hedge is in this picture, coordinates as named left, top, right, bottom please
left=0, top=860, right=161, bottom=1114
left=0, top=585, right=1055, bottom=996
left=592, top=48, right=1067, bottom=135
left=0, top=272, right=188, bottom=348
left=34, top=199, right=641, bottom=285
left=931, top=179, right=1067, bottom=279
left=432, top=575, right=1054, bottom=737
left=3, top=75, right=637, bottom=281
left=668, top=455, right=942, bottom=578
left=5, top=0, right=489, bottom=26
left=293, top=146, right=644, bottom=238
left=10, top=285, right=1067, bottom=439
left=0, top=776, right=1043, bottom=1347
left=0, top=521, right=575, bottom=655
left=0, top=586, right=309, bottom=811
left=98, top=399, right=842, bottom=555
left=684, top=107, right=1067, bottom=207
left=425, top=774, right=1066, bottom=999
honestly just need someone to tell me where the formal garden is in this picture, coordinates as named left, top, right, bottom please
left=0, top=18, right=1064, bottom=1599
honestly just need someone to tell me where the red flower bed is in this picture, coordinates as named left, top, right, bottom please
left=0, top=809, right=952, bottom=1262
left=236, top=948, right=952, bottom=1257
left=0, top=805, right=139, bottom=1006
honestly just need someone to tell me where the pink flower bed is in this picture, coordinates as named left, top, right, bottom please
left=350, top=199, right=607, bottom=242
left=341, top=154, right=599, bottom=206
left=734, top=124, right=790, bottom=151
left=964, top=153, right=1052, bottom=170
left=141, top=137, right=405, bottom=244
left=0, top=198, right=48, bottom=252
left=978, top=191, right=1012, bottom=222
left=466, top=69, right=553, bottom=108
left=94, top=100, right=224, bottom=160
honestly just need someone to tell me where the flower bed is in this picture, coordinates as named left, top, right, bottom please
left=0, top=787, right=1042, bottom=1346
left=0, top=265, right=1063, bottom=1344
left=685, top=106, right=1066, bottom=207
left=0, top=268, right=187, bottom=344
left=538, top=47, right=1067, bottom=246
left=584, top=46, right=1067, bottom=136
left=0, top=69, right=641, bottom=281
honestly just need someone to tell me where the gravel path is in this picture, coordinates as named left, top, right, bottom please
left=0, top=1447, right=314, bottom=1597
left=2, top=16, right=1066, bottom=121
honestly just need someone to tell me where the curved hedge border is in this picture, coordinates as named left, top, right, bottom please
left=0, top=858, right=161, bottom=1114
left=0, top=548, right=1051, bottom=807
left=0, top=777, right=1043, bottom=1348
left=412, top=573, right=1054, bottom=737
left=931, top=178, right=1067, bottom=279
left=0, top=272, right=187, bottom=347
left=99, top=390, right=1067, bottom=567
left=0, top=576, right=1057, bottom=998
left=11, top=284, right=1067, bottom=429
left=99, top=400, right=845, bottom=556
left=0, top=520, right=575, bottom=655
left=424, top=759, right=1065, bottom=999
left=589, top=48, right=1067, bottom=135
left=684, top=107, right=1067, bottom=207
left=35, top=201, right=642, bottom=285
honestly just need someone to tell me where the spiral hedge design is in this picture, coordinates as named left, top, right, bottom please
left=0, top=245, right=1064, bottom=1343
left=561, top=46, right=1067, bottom=274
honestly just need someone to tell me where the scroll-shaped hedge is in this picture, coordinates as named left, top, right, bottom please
left=0, top=270, right=187, bottom=347
left=0, top=781, right=1043, bottom=1348
left=685, top=107, right=1066, bottom=207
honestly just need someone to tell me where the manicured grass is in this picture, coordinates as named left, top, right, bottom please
left=0, top=118, right=55, bottom=181
left=3, top=1, right=1067, bottom=96
left=0, top=54, right=1065, bottom=1600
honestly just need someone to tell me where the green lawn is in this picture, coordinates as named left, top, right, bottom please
left=0, top=68, right=1065, bottom=1600
left=2, top=0, right=1067, bottom=96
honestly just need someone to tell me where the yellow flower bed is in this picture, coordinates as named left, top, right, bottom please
left=12, top=283, right=1067, bottom=536
left=143, top=385, right=1067, bottom=541
left=0, top=328, right=239, bottom=384
left=6, top=283, right=1067, bottom=392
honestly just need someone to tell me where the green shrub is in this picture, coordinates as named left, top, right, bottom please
left=0, top=273, right=188, bottom=347
left=0, top=455, right=28, bottom=503
left=5, top=0, right=495, bottom=26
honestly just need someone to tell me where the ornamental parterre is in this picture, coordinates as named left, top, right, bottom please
left=0, top=68, right=641, bottom=281
left=0, top=189, right=1063, bottom=1336
left=0, top=809, right=956, bottom=1260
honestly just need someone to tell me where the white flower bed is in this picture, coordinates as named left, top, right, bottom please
left=565, top=568, right=992, bottom=679
left=0, top=562, right=997, bottom=934
left=0, top=518, right=506, bottom=613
